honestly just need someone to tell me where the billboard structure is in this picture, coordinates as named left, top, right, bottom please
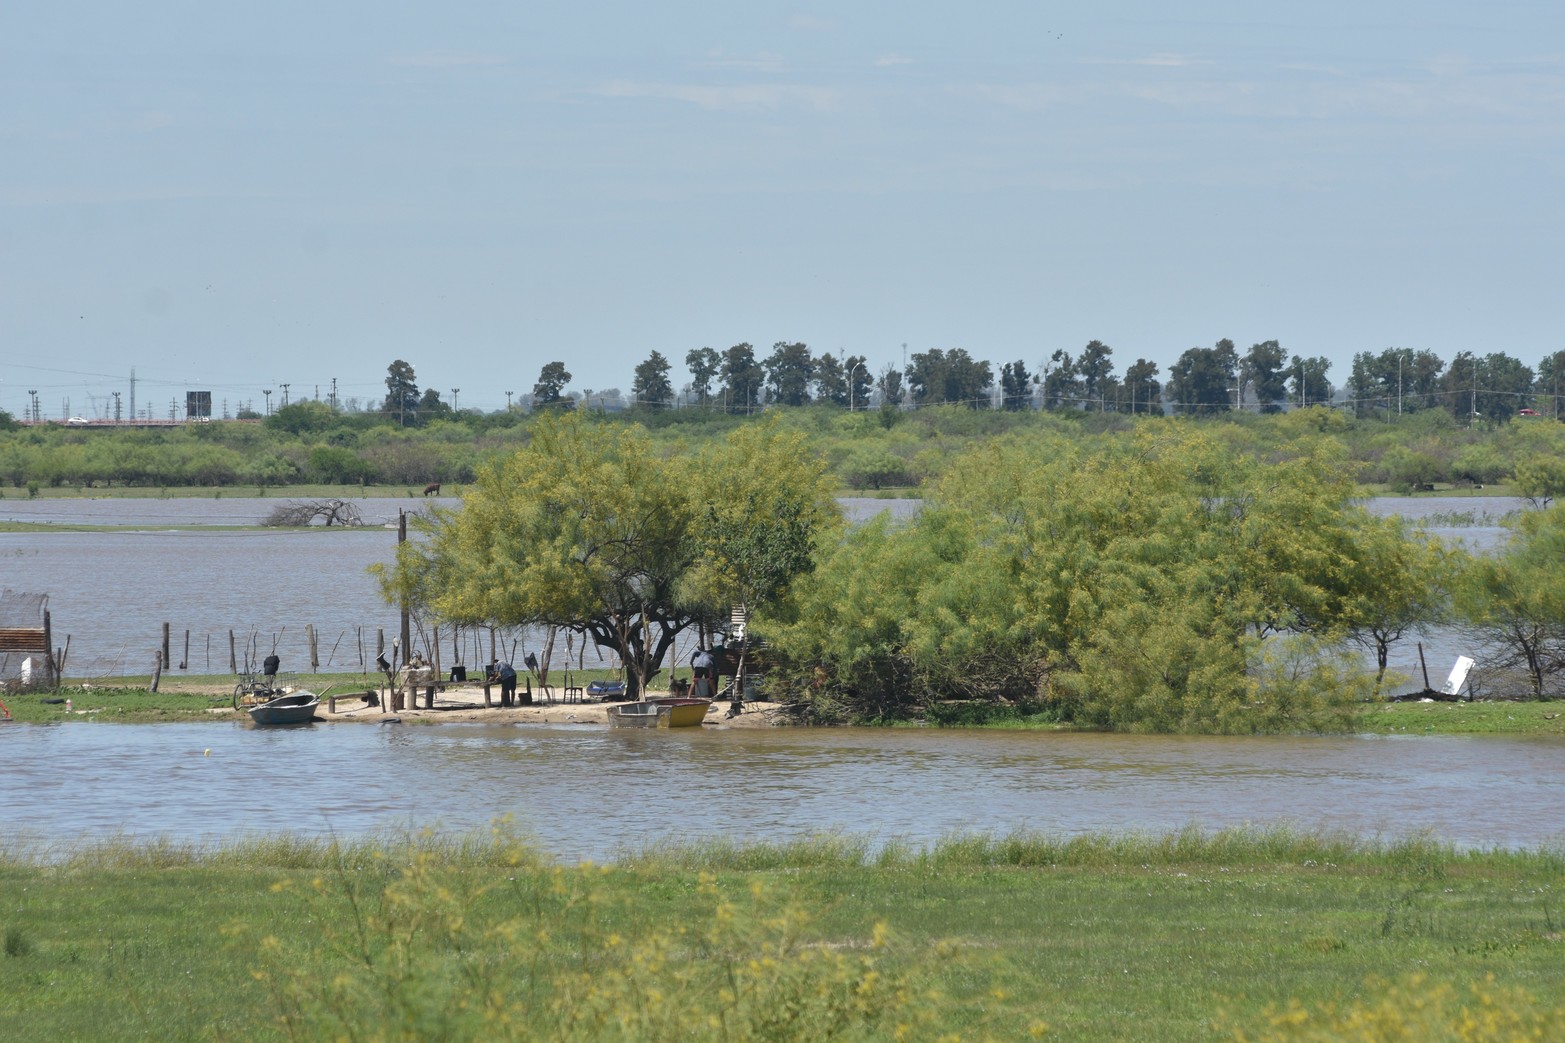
left=185, top=391, right=212, bottom=420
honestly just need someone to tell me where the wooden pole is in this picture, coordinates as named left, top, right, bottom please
left=229, top=629, right=237, bottom=673
left=430, top=623, right=442, bottom=709
left=150, top=649, right=163, bottom=692
left=162, top=622, right=171, bottom=674
left=181, top=629, right=189, bottom=670
left=42, top=608, right=57, bottom=687
left=398, top=510, right=411, bottom=667
left=307, top=623, right=319, bottom=670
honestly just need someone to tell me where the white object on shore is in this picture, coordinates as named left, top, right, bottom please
left=1442, top=656, right=1474, bottom=697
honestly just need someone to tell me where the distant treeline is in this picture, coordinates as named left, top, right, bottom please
left=5, top=395, right=1565, bottom=497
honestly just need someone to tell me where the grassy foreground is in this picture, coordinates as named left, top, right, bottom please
left=0, top=828, right=1561, bottom=1041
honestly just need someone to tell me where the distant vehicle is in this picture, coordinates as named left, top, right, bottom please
left=1519, top=408, right=1541, bottom=417
left=65, top=416, right=89, bottom=425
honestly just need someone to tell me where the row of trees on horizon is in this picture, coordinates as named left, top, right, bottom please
left=371, top=340, right=1565, bottom=427
left=11, top=340, right=1563, bottom=429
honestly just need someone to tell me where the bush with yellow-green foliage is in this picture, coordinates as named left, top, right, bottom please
left=775, top=427, right=1393, bottom=730
left=1226, top=973, right=1565, bottom=1042
left=241, top=836, right=1003, bottom=1042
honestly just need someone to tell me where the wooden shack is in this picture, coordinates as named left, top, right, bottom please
left=0, top=590, right=58, bottom=688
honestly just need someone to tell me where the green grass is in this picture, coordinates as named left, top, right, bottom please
left=913, top=697, right=1565, bottom=737
left=0, top=828, right=1561, bottom=1040
left=1359, top=699, right=1565, bottom=736
left=0, top=686, right=235, bottom=723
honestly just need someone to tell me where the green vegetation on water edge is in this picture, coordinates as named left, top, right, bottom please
left=11, top=679, right=1565, bottom=735
left=0, top=828, right=1560, bottom=1041
left=911, top=697, right=1565, bottom=737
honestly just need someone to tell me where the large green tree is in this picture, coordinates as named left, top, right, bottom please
left=383, top=360, right=420, bottom=426
left=778, top=430, right=1379, bottom=731
left=632, top=351, right=674, bottom=406
left=1456, top=506, right=1565, bottom=697
left=379, top=413, right=837, bottom=698
left=719, top=343, right=763, bottom=414
left=685, top=347, right=721, bottom=406
left=764, top=342, right=815, bottom=406
left=533, top=362, right=572, bottom=407
left=1000, top=360, right=1031, bottom=411
left=1077, top=340, right=1115, bottom=410
left=1242, top=340, right=1288, bottom=412
left=683, top=420, right=841, bottom=684
left=1166, top=342, right=1238, bottom=415
left=1287, top=355, right=1335, bottom=409
left=907, top=348, right=992, bottom=408
left=379, top=414, right=694, bottom=696
left=1123, top=358, right=1162, bottom=414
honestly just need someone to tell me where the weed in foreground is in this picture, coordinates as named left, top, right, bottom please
left=237, top=830, right=1026, bottom=1041
left=1223, top=973, right=1565, bottom=1041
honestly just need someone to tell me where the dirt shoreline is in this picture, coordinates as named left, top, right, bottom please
left=169, top=679, right=791, bottom=728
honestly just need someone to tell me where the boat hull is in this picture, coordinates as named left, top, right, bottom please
left=608, top=702, right=670, bottom=729
left=248, top=691, right=320, bottom=725
left=648, top=697, right=712, bottom=727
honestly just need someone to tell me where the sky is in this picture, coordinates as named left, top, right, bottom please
left=4, top=1, right=1563, bottom=418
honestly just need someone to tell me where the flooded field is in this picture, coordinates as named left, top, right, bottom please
left=0, top=496, right=919, bottom=677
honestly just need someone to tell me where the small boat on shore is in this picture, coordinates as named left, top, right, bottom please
left=248, top=690, right=319, bottom=725
left=648, top=697, right=713, bottom=727
left=608, top=701, right=671, bottom=728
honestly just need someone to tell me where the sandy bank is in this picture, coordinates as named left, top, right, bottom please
left=296, top=682, right=790, bottom=728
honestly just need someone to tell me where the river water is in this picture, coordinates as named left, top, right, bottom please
left=0, top=494, right=1511, bottom=687
left=0, top=496, right=921, bottom=677
left=3, top=722, right=1560, bottom=861
left=2, top=494, right=1555, bottom=860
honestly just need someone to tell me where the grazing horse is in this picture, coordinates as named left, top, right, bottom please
left=423, top=482, right=441, bottom=496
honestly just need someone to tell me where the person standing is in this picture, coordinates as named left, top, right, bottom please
left=691, top=646, right=715, bottom=699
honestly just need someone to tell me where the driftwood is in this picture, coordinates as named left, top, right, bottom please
left=262, top=499, right=364, bottom=527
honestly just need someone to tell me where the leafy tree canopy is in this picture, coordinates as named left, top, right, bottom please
left=378, top=412, right=838, bottom=697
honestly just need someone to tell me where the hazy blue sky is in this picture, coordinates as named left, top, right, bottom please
left=4, top=2, right=1562, bottom=416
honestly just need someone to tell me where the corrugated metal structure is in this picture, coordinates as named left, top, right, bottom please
left=0, top=590, right=56, bottom=688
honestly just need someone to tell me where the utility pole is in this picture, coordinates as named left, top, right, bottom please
left=27, top=390, right=38, bottom=423
left=262, top=388, right=273, bottom=416
left=451, top=388, right=459, bottom=412
left=1397, top=352, right=1404, bottom=418
left=280, top=383, right=290, bottom=408
left=1470, top=368, right=1477, bottom=430
left=330, top=377, right=338, bottom=411
left=505, top=390, right=514, bottom=412
left=112, top=391, right=121, bottom=422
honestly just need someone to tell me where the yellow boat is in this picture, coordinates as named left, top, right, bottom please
left=649, top=697, right=713, bottom=727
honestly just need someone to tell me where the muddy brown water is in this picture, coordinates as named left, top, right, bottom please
left=3, top=722, right=1560, bottom=861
